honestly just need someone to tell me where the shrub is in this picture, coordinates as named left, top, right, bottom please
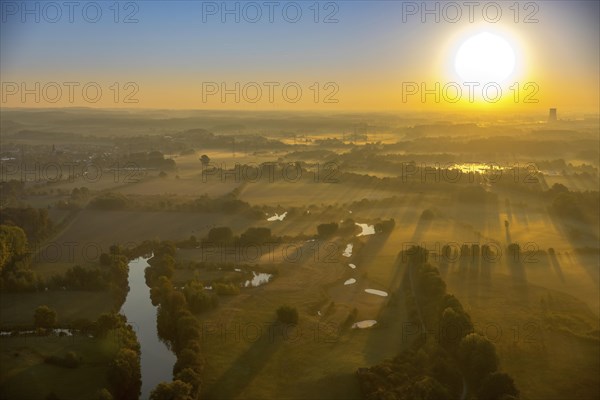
left=276, top=305, right=299, bottom=325
left=44, top=351, right=81, bottom=368
left=207, top=226, right=234, bottom=244
left=317, top=222, right=338, bottom=238
left=214, top=282, right=240, bottom=296
left=34, top=305, right=57, bottom=329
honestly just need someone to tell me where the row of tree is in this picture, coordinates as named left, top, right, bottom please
left=0, top=207, right=53, bottom=243
left=317, top=218, right=396, bottom=239
left=356, top=246, right=519, bottom=400
left=29, top=306, right=141, bottom=400
left=205, top=226, right=273, bottom=245
left=143, top=242, right=207, bottom=400
left=0, top=224, right=42, bottom=291
left=106, top=314, right=142, bottom=400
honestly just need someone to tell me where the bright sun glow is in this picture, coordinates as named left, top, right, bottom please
left=454, top=32, right=516, bottom=84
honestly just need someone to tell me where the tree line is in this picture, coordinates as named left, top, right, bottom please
left=143, top=241, right=207, bottom=400
left=356, top=246, right=519, bottom=400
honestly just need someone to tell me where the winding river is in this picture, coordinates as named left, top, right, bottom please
left=121, top=256, right=176, bottom=399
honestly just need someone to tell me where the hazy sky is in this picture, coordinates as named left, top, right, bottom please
left=1, top=0, right=598, bottom=112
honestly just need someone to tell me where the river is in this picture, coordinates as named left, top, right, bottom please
left=121, top=256, right=176, bottom=399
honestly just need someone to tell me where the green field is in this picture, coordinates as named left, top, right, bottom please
left=1, top=109, right=598, bottom=399
left=0, top=334, right=119, bottom=400
left=0, top=291, right=114, bottom=327
left=445, top=273, right=600, bottom=400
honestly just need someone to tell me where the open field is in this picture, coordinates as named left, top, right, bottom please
left=0, top=334, right=119, bottom=400
left=445, top=273, right=600, bottom=400
left=193, top=237, right=410, bottom=399
left=0, top=291, right=114, bottom=327
left=1, top=109, right=598, bottom=399
left=2, top=0, right=599, bottom=395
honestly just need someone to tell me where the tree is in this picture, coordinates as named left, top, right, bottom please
left=416, top=264, right=446, bottom=301
left=150, top=380, right=193, bottom=400
left=458, top=333, right=499, bottom=388
left=0, top=207, right=53, bottom=242
left=176, top=314, right=201, bottom=347
left=551, top=192, right=583, bottom=220
left=157, top=291, right=188, bottom=341
left=154, top=241, right=177, bottom=257
left=507, top=243, right=521, bottom=264
left=173, top=348, right=202, bottom=375
left=0, top=225, right=28, bottom=271
left=99, top=253, right=112, bottom=266
left=200, top=154, right=210, bottom=166
left=175, top=368, right=201, bottom=392
left=109, top=244, right=123, bottom=255
left=276, top=305, right=298, bottom=325
left=439, top=307, right=472, bottom=352
left=420, top=209, right=435, bottom=220
left=150, top=276, right=174, bottom=306
left=166, top=291, right=187, bottom=314
left=549, top=183, right=569, bottom=195
left=183, top=279, right=218, bottom=313
left=404, top=245, right=428, bottom=265
left=207, top=227, right=233, bottom=244
left=430, top=356, right=463, bottom=397
left=34, top=305, right=57, bottom=329
left=93, top=388, right=114, bottom=400
left=317, top=222, right=338, bottom=238
left=108, top=348, right=141, bottom=400
left=88, top=193, right=129, bottom=210
left=214, top=282, right=240, bottom=296
left=147, top=255, right=176, bottom=282
left=96, top=313, right=120, bottom=337
left=477, top=372, right=520, bottom=400
left=240, top=227, right=271, bottom=244
left=374, top=218, right=395, bottom=233
left=411, top=376, right=452, bottom=400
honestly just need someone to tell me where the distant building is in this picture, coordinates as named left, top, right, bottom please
left=548, top=108, right=557, bottom=122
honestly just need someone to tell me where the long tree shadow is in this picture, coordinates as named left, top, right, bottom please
left=294, top=372, right=362, bottom=400
left=548, top=211, right=599, bottom=285
left=411, top=212, right=433, bottom=242
left=398, top=193, right=424, bottom=232
left=514, top=204, right=530, bottom=227
left=479, top=244, right=498, bottom=287
left=483, top=195, right=502, bottom=239
left=569, top=248, right=599, bottom=287
left=504, top=220, right=512, bottom=244
left=437, top=245, right=452, bottom=279
left=351, top=229, right=394, bottom=271
left=466, top=245, right=481, bottom=305
left=506, top=244, right=529, bottom=297
left=548, top=248, right=566, bottom=283
left=203, top=321, right=285, bottom=399
left=362, top=253, right=409, bottom=365
left=293, top=238, right=406, bottom=370
left=505, top=198, right=513, bottom=223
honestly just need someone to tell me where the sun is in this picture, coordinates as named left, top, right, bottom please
left=454, top=32, right=516, bottom=84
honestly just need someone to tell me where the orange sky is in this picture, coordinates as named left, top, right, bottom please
left=1, top=1, right=598, bottom=113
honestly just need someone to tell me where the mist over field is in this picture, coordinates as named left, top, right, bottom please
left=1, top=1, right=599, bottom=400
left=1, top=108, right=598, bottom=400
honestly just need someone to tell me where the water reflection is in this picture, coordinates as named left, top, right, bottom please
left=121, top=256, right=176, bottom=400
left=352, top=320, right=377, bottom=329
left=243, top=271, right=273, bottom=287
left=364, top=288, right=388, bottom=297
